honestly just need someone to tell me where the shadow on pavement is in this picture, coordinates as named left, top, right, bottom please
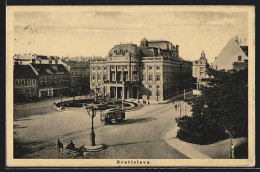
left=110, top=117, right=156, bottom=126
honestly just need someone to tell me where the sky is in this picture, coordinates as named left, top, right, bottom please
left=12, top=6, right=249, bottom=63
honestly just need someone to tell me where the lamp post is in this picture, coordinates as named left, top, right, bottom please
left=60, top=91, right=63, bottom=108
left=103, top=86, right=106, bottom=100
left=225, top=129, right=234, bottom=159
left=86, top=104, right=97, bottom=146
left=179, top=102, right=182, bottom=118
left=156, top=88, right=159, bottom=101
left=147, top=91, right=150, bottom=105
left=95, top=86, right=99, bottom=103
left=184, top=89, right=186, bottom=116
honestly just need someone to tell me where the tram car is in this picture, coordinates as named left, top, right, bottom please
left=100, top=108, right=125, bottom=125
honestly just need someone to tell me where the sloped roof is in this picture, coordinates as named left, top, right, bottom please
left=240, top=46, right=248, bottom=56
left=212, top=38, right=248, bottom=70
left=14, top=65, right=38, bottom=79
left=36, top=55, right=49, bottom=60
left=63, top=61, right=89, bottom=68
left=31, top=64, right=69, bottom=75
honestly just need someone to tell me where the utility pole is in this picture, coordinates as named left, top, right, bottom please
left=122, top=87, right=124, bottom=109
left=184, top=89, right=186, bottom=116
left=180, top=102, right=182, bottom=118
left=60, top=91, right=63, bottom=108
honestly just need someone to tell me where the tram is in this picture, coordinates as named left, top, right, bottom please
left=100, top=108, right=125, bottom=125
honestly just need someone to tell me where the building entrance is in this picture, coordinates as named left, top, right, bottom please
left=133, top=87, right=138, bottom=99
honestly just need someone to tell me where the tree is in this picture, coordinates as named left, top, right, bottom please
left=176, top=67, right=248, bottom=144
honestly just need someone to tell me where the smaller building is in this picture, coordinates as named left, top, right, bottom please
left=233, top=60, right=248, bottom=71
left=192, top=51, right=209, bottom=89
left=14, top=64, right=38, bottom=102
left=30, top=64, right=70, bottom=97
left=14, top=54, right=59, bottom=65
left=212, top=37, right=248, bottom=71
left=60, top=60, right=90, bottom=96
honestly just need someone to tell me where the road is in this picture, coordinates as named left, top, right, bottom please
left=13, top=97, right=191, bottom=159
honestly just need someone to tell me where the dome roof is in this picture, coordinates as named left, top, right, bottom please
left=108, top=44, right=142, bottom=57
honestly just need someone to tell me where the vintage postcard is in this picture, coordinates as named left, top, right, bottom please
left=6, top=5, right=255, bottom=167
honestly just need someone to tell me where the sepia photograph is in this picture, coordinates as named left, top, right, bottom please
left=6, top=5, right=255, bottom=167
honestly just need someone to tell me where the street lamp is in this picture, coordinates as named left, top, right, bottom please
left=156, top=88, right=159, bottom=101
left=86, top=104, right=97, bottom=146
left=147, top=91, right=150, bottom=105
left=225, top=129, right=234, bottom=159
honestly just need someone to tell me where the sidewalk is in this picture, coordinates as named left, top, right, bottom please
left=164, top=127, right=211, bottom=159
left=164, top=127, right=247, bottom=159
left=130, top=91, right=193, bottom=105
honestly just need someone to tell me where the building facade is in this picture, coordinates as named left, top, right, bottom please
left=61, top=60, right=90, bottom=96
left=30, top=64, right=70, bottom=97
left=14, top=64, right=39, bottom=102
left=192, top=51, right=209, bottom=89
left=212, top=37, right=248, bottom=71
left=90, top=38, right=193, bottom=101
left=14, top=54, right=59, bottom=65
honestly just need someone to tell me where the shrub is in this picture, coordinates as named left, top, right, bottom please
left=176, top=116, right=228, bottom=145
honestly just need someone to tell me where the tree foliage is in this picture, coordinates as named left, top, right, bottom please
left=176, top=68, right=248, bottom=144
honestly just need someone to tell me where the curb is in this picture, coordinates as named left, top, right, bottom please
left=51, top=104, right=66, bottom=112
left=82, top=144, right=105, bottom=152
left=164, top=127, right=212, bottom=159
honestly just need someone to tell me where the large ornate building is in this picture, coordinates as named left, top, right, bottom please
left=90, top=38, right=193, bottom=101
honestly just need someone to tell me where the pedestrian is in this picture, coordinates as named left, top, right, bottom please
left=66, top=142, right=70, bottom=149
left=69, top=140, right=75, bottom=149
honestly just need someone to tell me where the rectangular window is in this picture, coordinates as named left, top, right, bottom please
left=142, top=75, right=146, bottom=81
left=124, top=66, right=127, bottom=69
left=149, top=85, right=152, bottom=88
left=97, top=75, right=101, bottom=81
left=103, top=74, right=107, bottom=81
left=142, top=66, right=145, bottom=70
left=92, top=75, right=95, bottom=80
left=93, top=67, right=95, bottom=70
left=149, top=66, right=153, bottom=70
left=15, top=79, right=19, bottom=86
left=21, top=79, right=25, bottom=86
left=27, top=79, right=31, bottom=85
left=156, top=66, right=160, bottom=70
left=148, top=75, right=153, bottom=81
left=238, top=56, right=242, bottom=61
left=48, top=90, right=52, bottom=96
left=104, top=67, right=107, bottom=70
left=98, top=67, right=101, bottom=70
left=156, top=85, right=160, bottom=88
left=156, top=75, right=160, bottom=81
